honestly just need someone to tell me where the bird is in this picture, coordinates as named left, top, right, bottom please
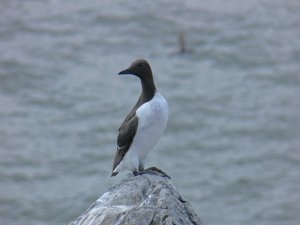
left=178, top=32, right=192, bottom=54
left=111, top=59, right=169, bottom=177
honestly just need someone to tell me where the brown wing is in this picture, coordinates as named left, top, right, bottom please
left=111, top=114, right=138, bottom=176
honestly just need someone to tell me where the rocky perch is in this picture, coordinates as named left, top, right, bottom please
left=69, top=171, right=203, bottom=225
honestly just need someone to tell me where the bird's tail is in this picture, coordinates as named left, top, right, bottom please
left=111, top=171, right=118, bottom=177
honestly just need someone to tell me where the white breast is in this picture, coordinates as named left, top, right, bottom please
left=119, top=91, right=169, bottom=172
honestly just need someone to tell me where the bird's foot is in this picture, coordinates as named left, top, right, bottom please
left=146, top=167, right=171, bottom=179
left=132, top=167, right=171, bottom=179
left=132, top=170, right=139, bottom=176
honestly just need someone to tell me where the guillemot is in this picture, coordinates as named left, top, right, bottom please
left=111, top=59, right=169, bottom=177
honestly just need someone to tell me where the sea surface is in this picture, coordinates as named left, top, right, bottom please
left=0, top=0, right=299, bottom=225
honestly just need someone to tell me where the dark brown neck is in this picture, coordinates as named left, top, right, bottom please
left=140, top=73, right=156, bottom=103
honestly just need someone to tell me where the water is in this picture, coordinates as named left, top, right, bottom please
left=0, top=0, right=299, bottom=224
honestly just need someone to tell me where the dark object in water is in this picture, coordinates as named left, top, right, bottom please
left=179, top=32, right=187, bottom=53
left=173, top=32, right=193, bottom=55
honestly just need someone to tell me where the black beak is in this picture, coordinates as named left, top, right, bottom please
left=118, top=68, right=131, bottom=75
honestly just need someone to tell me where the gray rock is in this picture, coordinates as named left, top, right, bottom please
left=69, top=172, right=203, bottom=225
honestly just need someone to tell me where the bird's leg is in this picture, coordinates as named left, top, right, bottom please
left=138, top=163, right=144, bottom=171
left=132, top=162, right=145, bottom=176
left=132, top=170, right=139, bottom=176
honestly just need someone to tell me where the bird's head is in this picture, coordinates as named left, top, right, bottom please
left=118, top=59, right=152, bottom=79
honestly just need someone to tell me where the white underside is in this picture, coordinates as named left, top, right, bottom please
left=113, top=91, right=169, bottom=173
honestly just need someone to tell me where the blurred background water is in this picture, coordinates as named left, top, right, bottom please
left=0, top=0, right=299, bottom=224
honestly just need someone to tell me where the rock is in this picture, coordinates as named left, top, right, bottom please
left=69, top=172, right=203, bottom=225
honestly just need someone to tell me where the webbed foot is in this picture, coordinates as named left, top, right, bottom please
left=132, top=167, right=170, bottom=179
left=145, top=167, right=171, bottom=179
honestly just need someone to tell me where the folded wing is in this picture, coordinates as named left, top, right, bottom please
left=111, top=114, right=138, bottom=175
